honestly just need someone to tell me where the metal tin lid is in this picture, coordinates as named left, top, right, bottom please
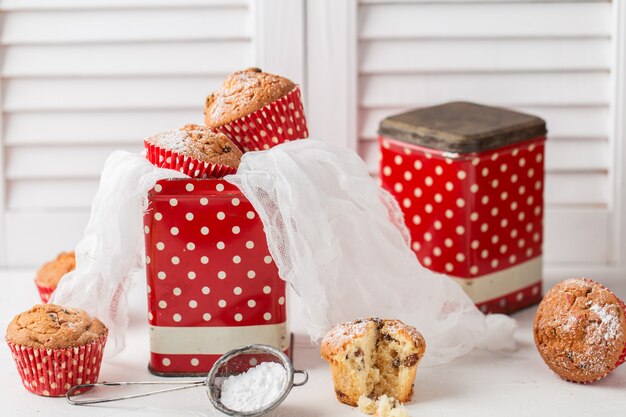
left=378, top=101, right=547, bottom=154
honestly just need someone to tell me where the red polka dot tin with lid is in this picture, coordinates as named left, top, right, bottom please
left=143, top=178, right=288, bottom=376
left=378, top=102, right=547, bottom=314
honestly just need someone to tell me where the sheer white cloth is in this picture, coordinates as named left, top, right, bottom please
left=226, top=139, right=516, bottom=365
left=50, top=151, right=188, bottom=355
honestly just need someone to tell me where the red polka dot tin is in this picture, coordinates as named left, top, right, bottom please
left=143, top=179, right=288, bottom=376
left=378, top=102, right=547, bottom=314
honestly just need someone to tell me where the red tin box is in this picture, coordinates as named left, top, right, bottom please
left=143, top=178, right=288, bottom=376
left=378, top=102, right=546, bottom=314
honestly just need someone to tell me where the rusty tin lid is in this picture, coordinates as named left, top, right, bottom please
left=378, top=101, right=547, bottom=154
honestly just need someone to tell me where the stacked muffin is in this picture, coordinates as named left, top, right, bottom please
left=145, top=68, right=308, bottom=177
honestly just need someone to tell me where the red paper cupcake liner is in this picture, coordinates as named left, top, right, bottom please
left=144, top=140, right=237, bottom=179
left=217, top=86, right=309, bottom=152
left=7, top=332, right=108, bottom=397
left=35, top=281, right=55, bottom=304
left=560, top=278, right=626, bottom=384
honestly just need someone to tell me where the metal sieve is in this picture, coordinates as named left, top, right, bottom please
left=66, top=344, right=308, bottom=417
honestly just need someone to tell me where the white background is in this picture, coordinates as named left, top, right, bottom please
left=0, top=0, right=625, bottom=282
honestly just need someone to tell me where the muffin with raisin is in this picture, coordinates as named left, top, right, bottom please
left=6, top=304, right=108, bottom=396
left=321, top=318, right=426, bottom=407
left=144, top=124, right=242, bottom=178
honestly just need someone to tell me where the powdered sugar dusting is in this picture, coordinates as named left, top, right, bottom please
left=321, top=320, right=371, bottom=355
left=590, top=303, right=621, bottom=341
left=220, top=362, right=287, bottom=412
left=147, top=130, right=189, bottom=153
left=562, top=315, right=576, bottom=332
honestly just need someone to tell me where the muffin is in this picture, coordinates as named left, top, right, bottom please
left=534, top=278, right=626, bottom=383
left=34, top=251, right=76, bottom=303
left=204, top=68, right=308, bottom=152
left=321, top=318, right=426, bottom=407
left=144, top=124, right=242, bottom=178
left=6, top=304, right=108, bottom=396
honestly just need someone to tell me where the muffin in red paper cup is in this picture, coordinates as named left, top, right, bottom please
left=34, top=251, right=76, bottom=303
left=144, top=124, right=242, bottom=179
left=534, top=278, right=626, bottom=383
left=6, top=304, right=108, bottom=396
left=204, top=68, right=309, bottom=152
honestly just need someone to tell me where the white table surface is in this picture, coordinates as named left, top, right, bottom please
left=1, top=269, right=625, bottom=417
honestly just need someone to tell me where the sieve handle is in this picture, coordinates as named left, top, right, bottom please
left=66, top=380, right=206, bottom=405
left=292, top=369, right=309, bottom=387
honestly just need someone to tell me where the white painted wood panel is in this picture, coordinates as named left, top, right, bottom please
left=5, top=145, right=142, bottom=180
left=359, top=2, right=611, bottom=39
left=8, top=180, right=99, bottom=209
left=3, top=77, right=222, bottom=111
left=4, top=110, right=203, bottom=145
left=0, top=0, right=246, bottom=10
left=360, top=73, right=609, bottom=108
left=3, top=42, right=251, bottom=77
left=1, top=8, right=250, bottom=45
left=544, top=208, right=608, bottom=264
left=360, top=38, right=611, bottom=73
left=5, top=211, right=91, bottom=267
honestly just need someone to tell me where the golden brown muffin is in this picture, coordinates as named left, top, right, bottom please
left=146, top=124, right=242, bottom=168
left=35, top=251, right=75, bottom=288
left=321, top=318, right=426, bottom=407
left=6, top=304, right=108, bottom=349
left=534, top=279, right=626, bottom=383
left=204, top=68, right=296, bottom=128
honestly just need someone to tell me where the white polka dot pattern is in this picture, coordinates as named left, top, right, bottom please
left=379, top=136, right=545, bottom=313
left=143, top=179, right=288, bottom=374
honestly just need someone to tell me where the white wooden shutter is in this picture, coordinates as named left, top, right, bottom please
left=0, top=0, right=255, bottom=267
left=308, top=0, right=625, bottom=277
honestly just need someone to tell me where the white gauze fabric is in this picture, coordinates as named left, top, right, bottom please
left=50, top=151, right=188, bottom=355
left=226, top=139, right=516, bottom=365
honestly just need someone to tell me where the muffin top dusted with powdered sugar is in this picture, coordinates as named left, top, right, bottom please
left=204, top=68, right=296, bottom=128
left=6, top=304, right=107, bottom=349
left=534, top=279, right=626, bottom=383
left=146, top=124, right=242, bottom=169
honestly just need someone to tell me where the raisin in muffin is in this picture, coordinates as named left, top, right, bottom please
left=534, top=279, right=626, bottom=383
left=204, top=68, right=296, bottom=128
left=146, top=124, right=242, bottom=169
left=34, top=251, right=76, bottom=303
left=321, top=318, right=426, bottom=407
left=6, top=304, right=108, bottom=396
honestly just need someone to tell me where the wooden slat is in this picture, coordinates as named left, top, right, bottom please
left=545, top=173, right=608, bottom=206
left=0, top=0, right=247, bottom=10
left=3, top=77, right=222, bottom=111
left=359, top=106, right=609, bottom=141
left=359, top=2, right=611, bottom=39
left=544, top=207, right=608, bottom=264
left=5, top=145, right=143, bottom=179
left=4, top=110, right=204, bottom=145
left=1, top=8, right=250, bottom=45
left=359, top=138, right=609, bottom=174
left=3, top=42, right=251, bottom=77
left=360, top=73, right=609, bottom=108
left=7, top=179, right=99, bottom=209
left=5, top=210, right=91, bottom=267
left=306, top=0, right=359, bottom=149
left=360, top=38, right=610, bottom=73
